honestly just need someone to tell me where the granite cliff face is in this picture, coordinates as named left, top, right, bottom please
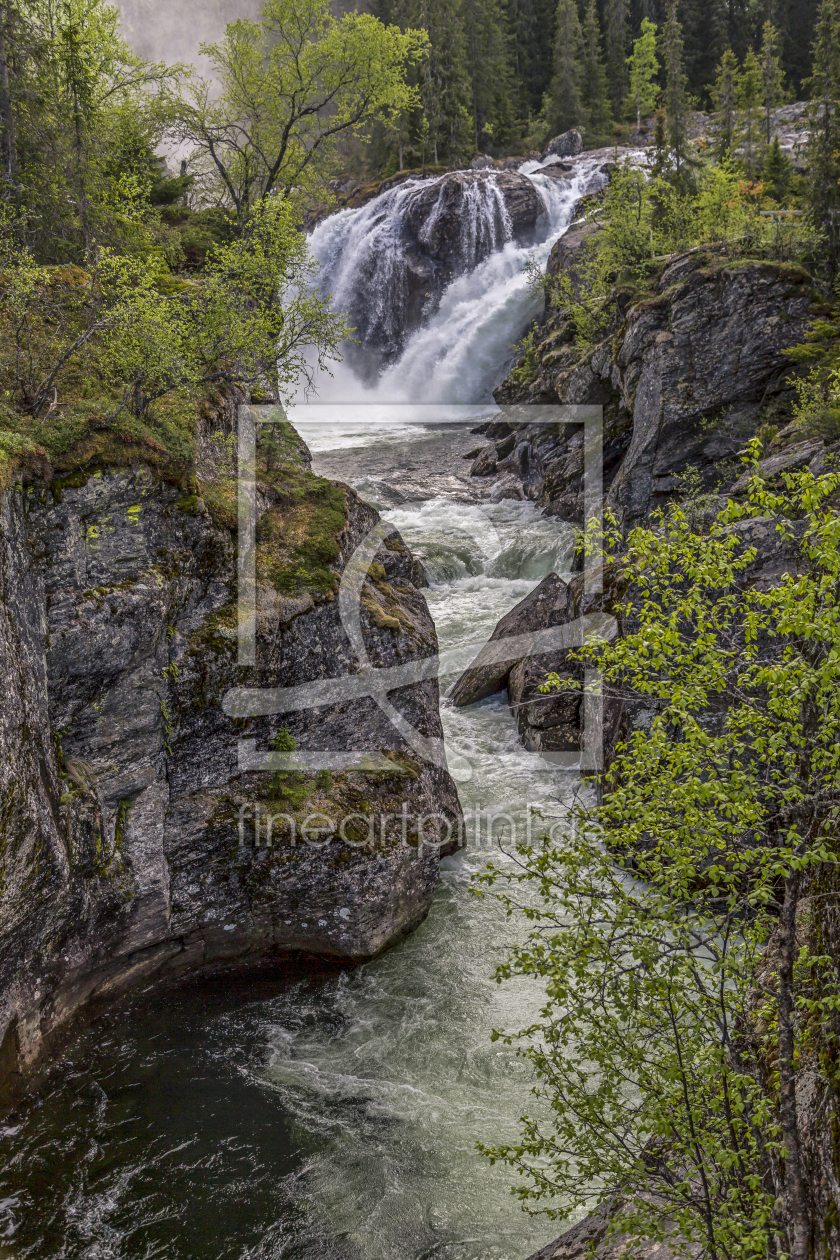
left=0, top=398, right=461, bottom=1097
left=489, top=253, right=819, bottom=527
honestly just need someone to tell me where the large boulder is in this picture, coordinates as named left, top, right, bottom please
left=542, top=129, right=584, bottom=160
left=401, top=170, right=543, bottom=268
left=508, top=628, right=582, bottom=752
left=449, top=572, right=572, bottom=707
left=0, top=401, right=461, bottom=1097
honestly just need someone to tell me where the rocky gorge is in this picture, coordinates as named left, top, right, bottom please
left=1, top=130, right=839, bottom=1258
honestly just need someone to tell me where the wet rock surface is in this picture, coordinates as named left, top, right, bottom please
left=400, top=169, right=543, bottom=271
left=0, top=407, right=461, bottom=1096
left=449, top=572, right=572, bottom=707
left=317, top=168, right=545, bottom=374
left=526, top=1199, right=702, bottom=1260
left=491, top=257, right=819, bottom=526
left=542, top=129, right=584, bottom=160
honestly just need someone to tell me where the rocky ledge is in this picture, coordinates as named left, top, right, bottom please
left=0, top=398, right=461, bottom=1098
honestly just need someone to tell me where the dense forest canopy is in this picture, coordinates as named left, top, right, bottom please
left=365, top=0, right=821, bottom=168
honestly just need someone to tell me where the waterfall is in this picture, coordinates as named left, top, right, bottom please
left=303, top=157, right=613, bottom=407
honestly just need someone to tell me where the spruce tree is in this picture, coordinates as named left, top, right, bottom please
left=662, top=2, right=689, bottom=178
left=463, top=0, right=515, bottom=151
left=712, top=47, right=739, bottom=158
left=580, top=0, right=612, bottom=145
left=419, top=0, right=471, bottom=162
left=545, top=0, right=584, bottom=137
left=604, top=0, right=630, bottom=120
left=626, top=17, right=659, bottom=131
left=738, top=46, right=762, bottom=177
left=806, top=0, right=840, bottom=272
left=772, top=0, right=820, bottom=98
left=763, top=133, right=792, bottom=201
left=678, top=0, right=726, bottom=105
left=506, top=0, right=557, bottom=118
left=759, top=20, right=784, bottom=146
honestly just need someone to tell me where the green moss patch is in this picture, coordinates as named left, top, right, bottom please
left=255, top=465, right=348, bottom=599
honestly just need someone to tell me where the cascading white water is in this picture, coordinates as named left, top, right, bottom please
left=304, top=159, right=609, bottom=406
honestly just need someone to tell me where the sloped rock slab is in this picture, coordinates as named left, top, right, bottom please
left=527, top=1198, right=700, bottom=1260
left=727, top=438, right=824, bottom=493
left=449, top=572, right=572, bottom=706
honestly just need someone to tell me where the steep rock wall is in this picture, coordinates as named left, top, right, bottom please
left=490, top=256, right=819, bottom=526
left=0, top=403, right=461, bottom=1097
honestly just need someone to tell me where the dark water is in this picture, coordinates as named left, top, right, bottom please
left=0, top=965, right=352, bottom=1260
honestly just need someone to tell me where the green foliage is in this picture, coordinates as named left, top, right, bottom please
left=603, top=0, right=629, bottom=121
left=478, top=463, right=840, bottom=1258
left=0, top=0, right=185, bottom=263
left=791, top=363, right=840, bottom=441
left=626, top=17, right=659, bottom=132
left=109, top=196, right=348, bottom=414
left=544, top=0, right=584, bottom=137
left=759, top=21, right=785, bottom=147
left=268, top=726, right=308, bottom=807
left=255, top=469, right=348, bottom=599
left=510, top=326, right=541, bottom=384
left=113, top=796, right=134, bottom=849
left=579, top=0, right=612, bottom=148
left=806, top=0, right=840, bottom=273
left=419, top=0, right=472, bottom=163
left=173, top=0, right=428, bottom=223
left=738, top=47, right=763, bottom=178
left=763, top=135, right=793, bottom=203
left=0, top=195, right=347, bottom=435
left=314, top=768, right=334, bottom=793
left=774, top=0, right=820, bottom=99
left=528, top=157, right=792, bottom=350
left=711, top=48, right=739, bottom=158
left=786, top=306, right=840, bottom=440
left=662, top=1, right=690, bottom=180
left=678, top=0, right=726, bottom=107
left=462, top=0, right=515, bottom=152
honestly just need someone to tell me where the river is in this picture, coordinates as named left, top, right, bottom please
left=0, top=158, right=602, bottom=1259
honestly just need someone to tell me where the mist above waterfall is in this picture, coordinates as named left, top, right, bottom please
left=112, top=0, right=262, bottom=66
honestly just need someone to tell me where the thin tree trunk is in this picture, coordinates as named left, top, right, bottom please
left=0, top=4, right=16, bottom=183
left=777, top=869, right=811, bottom=1260
left=72, top=86, right=91, bottom=257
